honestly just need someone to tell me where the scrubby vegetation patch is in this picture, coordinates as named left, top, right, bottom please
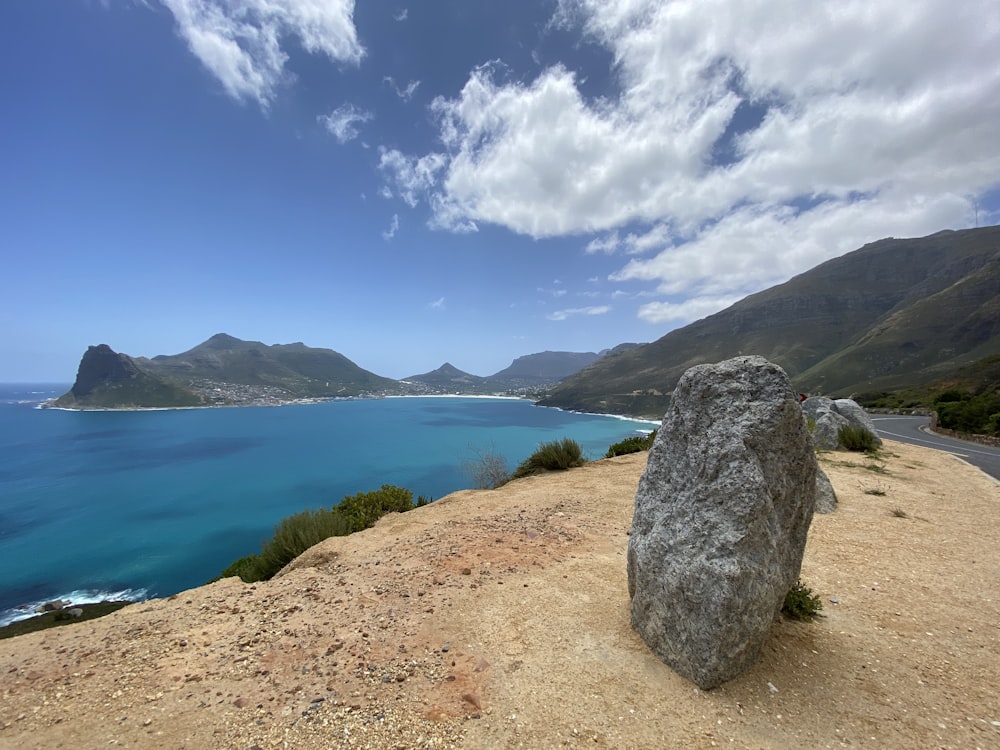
left=606, top=430, right=657, bottom=457
left=511, top=437, right=586, bottom=479
left=781, top=581, right=824, bottom=622
left=219, top=484, right=428, bottom=583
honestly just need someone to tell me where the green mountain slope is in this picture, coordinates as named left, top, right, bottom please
left=540, top=226, right=1000, bottom=417
left=404, top=363, right=490, bottom=392
left=139, top=333, right=397, bottom=399
left=487, top=351, right=600, bottom=386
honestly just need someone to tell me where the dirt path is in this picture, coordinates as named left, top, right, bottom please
left=1, top=441, right=998, bottom=749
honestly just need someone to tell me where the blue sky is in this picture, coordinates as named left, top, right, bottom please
left=3, top=1, right=999, bottom=382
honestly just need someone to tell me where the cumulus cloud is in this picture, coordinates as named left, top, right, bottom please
left=318, top=103, right=372, bottom=143
left=429, top=296, right=446, bottom=310
left=547, top=305, right=611, bottom=321
left=161, top=0, right=363, bottom=107
left=378, top=0, right=999, bottom=324
left=393, top=8, right=408, bottom=22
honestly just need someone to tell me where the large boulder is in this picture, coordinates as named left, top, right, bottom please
left=627, top=356, right=818, bottom=690
left=802, top=397, right=881, bottom=450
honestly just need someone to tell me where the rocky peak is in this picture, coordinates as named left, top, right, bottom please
left=71, top=345, right=142, bottom=397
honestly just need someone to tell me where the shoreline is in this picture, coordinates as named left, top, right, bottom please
left=37, top=392, right=659, bottom=425
left=4, top=396, right=655, bottom=626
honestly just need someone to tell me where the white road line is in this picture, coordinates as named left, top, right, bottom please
left=874, top=429, right=968, bottom=456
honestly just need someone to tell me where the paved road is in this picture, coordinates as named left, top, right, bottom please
left=870, top=415, right=1000, bottom=481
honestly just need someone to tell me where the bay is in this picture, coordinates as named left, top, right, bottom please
left=0, top=384, right=652, bottom=624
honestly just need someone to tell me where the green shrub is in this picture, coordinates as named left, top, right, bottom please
left=781, top=581, right=823, bottom=622
left=606, top=430, right=657, bottom=458
left=837, top=425, right=879, bottom=452
left=511, top=437, right=585, bottom=479
left=219, top=484, right=420, bottom=583
left=935, top=392, right=1000, bottom=435
left=336, top=484, right=415, bottom=533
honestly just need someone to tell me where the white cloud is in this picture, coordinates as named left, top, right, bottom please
left=547, top=305, right=611, bottom=321
left=161, top=0, right=364, bottom=108
left=378, top=148, right=447, bottom=208
left=637, top=295, right=745, bottom=325
left=586, top=223, right=673, bottom=255
left=379, top=0, right=999, bottom=321
left=585, top=233, right=619, bottom=254
left=318, top=103, right=372, bottom=143
left=382, top=213, right=399, bottom=240
left=429, top=296, right=446, bottom=310
left=384, top=76, right=421, bottom=102
left=393, top=8, right=408, bottom=22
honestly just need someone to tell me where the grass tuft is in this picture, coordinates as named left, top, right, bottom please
left=838, top=425, right=880, bottom=452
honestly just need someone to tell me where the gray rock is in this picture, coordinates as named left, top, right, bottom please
left=833, top=399, right=882, bottom=447
left=627, top=356, right=817, bottom=690
left=802, top=397, right=881, bottom=450
left=802, top=397, right=848, bottom=450
left=814, top=467, right=837, bottom=514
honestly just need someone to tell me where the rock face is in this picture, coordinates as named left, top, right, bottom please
left=70, top=344, right=143, bottom=398
left=802, top=397, right=882, bottom=450
left=627, top=356, right=818, bottom=690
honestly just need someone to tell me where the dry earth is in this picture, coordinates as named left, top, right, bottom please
left=1, top=440, right=999, bottom=749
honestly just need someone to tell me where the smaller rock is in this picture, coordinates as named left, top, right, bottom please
left=462, top=692, right=482, bottom=711
left=814, top=468, right=837, bottom=514
left=802, top=397, right=881, bottom=450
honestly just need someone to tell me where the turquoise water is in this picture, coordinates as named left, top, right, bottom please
left=0, top=385, right=652, bottom=624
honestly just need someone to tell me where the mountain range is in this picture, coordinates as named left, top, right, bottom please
left=50, top=336, right=606, bottom=409
left=540, top=226, right=1000, bottom=416
left=51, top=225, right=1000, bottom=413
left=403, top=351, right=605, bottom=393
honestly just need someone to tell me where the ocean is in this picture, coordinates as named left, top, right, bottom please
left=0, top=384, right=654, bottom=625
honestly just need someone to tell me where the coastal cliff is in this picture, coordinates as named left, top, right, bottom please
left=51, top=344, right=204, bottom=409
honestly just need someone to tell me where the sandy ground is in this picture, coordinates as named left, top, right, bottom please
left=1, top=439, right=999, bottom=749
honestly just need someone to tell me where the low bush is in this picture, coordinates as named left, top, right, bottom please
left=219, top=484, right=424, bottom=583
left=837, top=425, right=879, bottom=452
left=781, top=581, right=824, bottom=622
left=337, top=484, right=417, bottom=533
left=511, top=437, right=585, bottom=479
left=605, top=430, right=657, bottom=458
